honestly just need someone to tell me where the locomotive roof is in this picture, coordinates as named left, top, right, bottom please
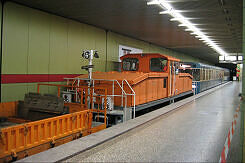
left=121, top=53, right=180, bottom=62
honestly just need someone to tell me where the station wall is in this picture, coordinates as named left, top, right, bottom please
left=1, top=2, right=207, bottom=102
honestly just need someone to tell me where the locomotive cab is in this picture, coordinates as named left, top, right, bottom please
left=120, top=53, right=179, bottom=74
left=120, top=53, right=192, bottom=100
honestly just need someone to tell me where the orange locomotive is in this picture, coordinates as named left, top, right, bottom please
left=68, top=53, right=193, bottom=125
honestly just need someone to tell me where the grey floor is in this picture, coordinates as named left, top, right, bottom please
left=66, top=82, right=241, bottom=162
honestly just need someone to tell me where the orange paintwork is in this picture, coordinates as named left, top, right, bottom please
left=75, top=53, right=193, bottom=107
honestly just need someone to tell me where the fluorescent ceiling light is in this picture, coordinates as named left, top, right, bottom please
left=159, top=10, right=172, bottom=14
left=185, top=28, right=192, bottom=31
left=190, top=32, right=198, bottom=35
left=171, top=18, right=194, bottom=22
left=147, top=0, right=160, bottom=5
left=195, top=36, right=202, bottom=38
left=170, top=18, right=179, bottom=21
left=147, top=0, right=228, bottom=56
left=178, top=24, right=187, bottom=27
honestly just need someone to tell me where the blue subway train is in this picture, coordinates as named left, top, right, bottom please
left=179, top=62, right=230, bottom=94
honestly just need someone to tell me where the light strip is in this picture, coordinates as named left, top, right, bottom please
left=147, top=0, right=228, bottom=56
left=184, top=28, right=192, bottom=31
left=171, top=18, right=193, bottom=21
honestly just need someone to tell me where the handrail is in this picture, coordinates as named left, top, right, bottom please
left=66, top=78, right=136, bottom=120
left=123, top=80, right=136, bottom=118
left=64, top=78, right=128, bottom=96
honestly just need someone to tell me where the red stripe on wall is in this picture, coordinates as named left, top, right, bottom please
left=1, top=74, right=82, bottom=84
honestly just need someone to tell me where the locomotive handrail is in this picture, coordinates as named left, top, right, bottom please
left=64, top=78, right=128, bottom=98
left=65, top=78, right=124, bottom=95
left=122, top=80, right=136, bottom=119
left=64, top=78, right=128, bottom=99
left=65, top=78, right=136, bottom=121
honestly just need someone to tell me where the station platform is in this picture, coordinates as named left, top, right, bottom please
left=18, top=82, right=242, bottom=162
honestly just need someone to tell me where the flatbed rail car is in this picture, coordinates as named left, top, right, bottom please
left=179, top=62, right=230, bottom=94
left=0, top=84, right=108, bottom=162
left=66, top=53, right=193, bottom=125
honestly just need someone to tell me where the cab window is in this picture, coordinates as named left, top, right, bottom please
left=150, top=58, right=167, bottom=72
left=122, top=58, right=139, bottom=71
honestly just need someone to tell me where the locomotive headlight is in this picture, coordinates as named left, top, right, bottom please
left=82, top=51, right=90, bottom=59
left=94, top=51, right=99, bottom=58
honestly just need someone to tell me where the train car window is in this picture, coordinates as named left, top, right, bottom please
left=192, top=69, right=200, bottom=81
left=179, top=68, right=199, bottom=81
left=216, top=70, right=218, bottom=79
left=208, top=69, right=210, bottom=80
left=205, top=69, right=208, bottom=80
left=200, top=68, right=204, bottom=81
left=122, top=58, right=139, bottom=71
left=210, top=70, right=212, bottom=80
left=179, top=68, right=192, bottom=76
left=150, top=58, right=167, bottom=72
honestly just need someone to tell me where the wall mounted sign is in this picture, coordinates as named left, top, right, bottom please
left=219, top=54, right=243, bottom=64
left=118, top=45, right=142, bottom=62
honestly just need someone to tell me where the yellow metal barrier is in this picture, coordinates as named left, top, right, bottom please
left=0, top=110, right=91, bottom=160
left=0, top=83, right=108, bottom=161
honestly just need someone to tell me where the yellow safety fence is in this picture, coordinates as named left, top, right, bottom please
left=0, top=83, right=108, bottom=161
left=0, top=110, right=92, bottom=160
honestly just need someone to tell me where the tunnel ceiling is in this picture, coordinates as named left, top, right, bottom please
left=10, top=0, right=243, bottom=64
